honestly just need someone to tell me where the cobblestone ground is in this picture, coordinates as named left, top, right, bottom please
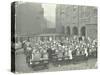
left=15, top=49, right=97, bottom=73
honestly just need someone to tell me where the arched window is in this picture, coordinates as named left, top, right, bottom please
left=81, top=26, right=86, bottom=36
left=73, top=26, right=78, bottom=35
left=66, top=26, right=70, bottom=36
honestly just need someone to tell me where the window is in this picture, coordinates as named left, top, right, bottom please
left=81, top=26, right=86, bottom=36
left=73, top=26, right=78, bottom=35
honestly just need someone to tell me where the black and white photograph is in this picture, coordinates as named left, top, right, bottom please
left=11, top=1, right=97, bottom=73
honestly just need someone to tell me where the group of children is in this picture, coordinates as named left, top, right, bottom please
left=22, top=36, right=97, bottom=65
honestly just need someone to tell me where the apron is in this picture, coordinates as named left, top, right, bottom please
left=68, top=50, right=73, bottom=60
